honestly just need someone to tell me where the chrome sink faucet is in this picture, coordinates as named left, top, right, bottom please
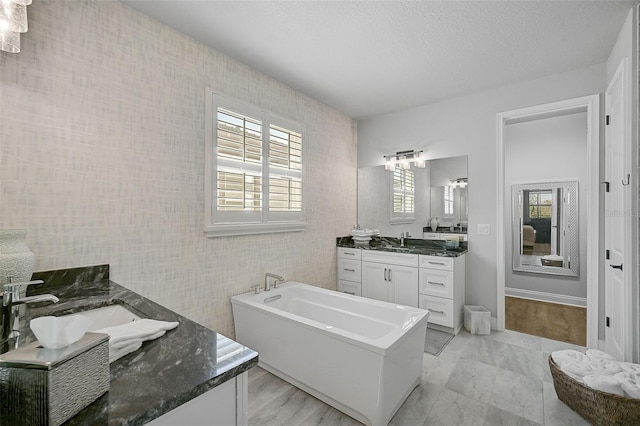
left=264, top=273, right=285, bottom=292
left=1, top=279, right=59, bottom=340
left=400, top=232, right=405, bottom=247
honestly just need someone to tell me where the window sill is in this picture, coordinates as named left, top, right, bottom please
left=204, top=222, right=308, bottom=238
left=389, top=218, right=415, bottom=225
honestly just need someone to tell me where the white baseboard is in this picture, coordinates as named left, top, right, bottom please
left=505, top=287, right=587, bottom=308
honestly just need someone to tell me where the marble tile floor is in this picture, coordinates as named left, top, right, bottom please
left=248, top=329, right=589, bottom=426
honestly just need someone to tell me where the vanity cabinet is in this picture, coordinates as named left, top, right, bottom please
left=361, top=251, right=419, bottom=307
left=337, top=247, right=362, bottom=296
left=149, top=372, right=248, bottom=426
left=418, top=254, right=466, bottom=334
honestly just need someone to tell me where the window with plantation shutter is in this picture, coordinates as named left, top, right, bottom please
left=443, top=185, right=454, bottom=217
left=204, top=91, right=307, bottom=237
left=390, top=168, right=415, bottom=223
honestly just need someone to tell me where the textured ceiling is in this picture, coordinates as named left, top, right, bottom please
left=123, top=0, right=637, bottom=119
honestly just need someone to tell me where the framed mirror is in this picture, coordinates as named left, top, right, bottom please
left=357, top=155, right=467, bottom=237
left=511, top=180, right=578, bottom=276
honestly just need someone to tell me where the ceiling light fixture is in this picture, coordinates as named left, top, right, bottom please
left=0, top=0, right=30, bottom=54
left=450, top=178, right=468, bottom=188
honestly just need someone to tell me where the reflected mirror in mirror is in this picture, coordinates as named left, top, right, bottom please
left=357, top=155, right=467, bottom=237
left=512, top=180, right=578, bottom=276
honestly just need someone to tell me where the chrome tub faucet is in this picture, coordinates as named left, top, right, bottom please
left=1, top=279, right=59, bottom=340
left=264, top=273, right=285, bottom=292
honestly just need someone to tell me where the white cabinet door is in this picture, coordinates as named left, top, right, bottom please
left=389, top=265, right=418, bottom=308
left=362, top=261, right=388, bottom=302
left=149, top=372, right=247, bottom=426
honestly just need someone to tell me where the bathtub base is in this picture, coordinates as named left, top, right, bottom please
left=258, top=361, right=420, bottom=426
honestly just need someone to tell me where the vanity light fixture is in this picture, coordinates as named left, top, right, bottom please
left=383, top=150, right=425, bottom=171
left=0, top=0, right=30, bottom=54
left=450, top=178, right=468, bottom=188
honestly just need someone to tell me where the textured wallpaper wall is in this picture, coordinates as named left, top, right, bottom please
left=0, top=0, right=357, bottom=337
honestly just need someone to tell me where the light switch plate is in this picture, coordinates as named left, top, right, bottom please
left=477, top=224, right=490, bottom=235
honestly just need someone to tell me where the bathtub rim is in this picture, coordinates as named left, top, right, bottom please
left=230, top=282, right=429, bottom=356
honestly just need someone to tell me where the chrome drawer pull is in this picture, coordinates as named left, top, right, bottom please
left=427, top=281, right=445, bottom=286
left=430, top=309, right=445, bottom=314
left=344, top=268, right=355, bottom=272
left=428, top=261, right=446, bottom=266
left=344, top=291, right=355, bottom=295
left=345, top=252, right=355, bottom=256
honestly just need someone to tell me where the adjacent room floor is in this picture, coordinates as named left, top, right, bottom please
left=248, top=329, right=588, bottom=425
left=505, top=296, right=587, bottom=346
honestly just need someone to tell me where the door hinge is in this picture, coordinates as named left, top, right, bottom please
left=602, top=181, right=610, bottom=192
left=606, top=115, right=610, bottom=125
left=606, top=317, right=611, bottom=327
left=605, top=249, right=610, bottom=260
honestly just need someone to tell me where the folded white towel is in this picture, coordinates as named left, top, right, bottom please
left=97, top=319, right=179, bottom=345
left=96, top=319, right=179, bottom=363
left=110, top=330, right=166, bottom=351
left=583, top=374, right=625, bottom=396
left=586, top=349, right=615, bottom=361
left=109, top=340, right=143, bottom=363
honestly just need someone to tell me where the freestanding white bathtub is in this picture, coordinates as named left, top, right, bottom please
left=231, top=282, right=429, bottom=426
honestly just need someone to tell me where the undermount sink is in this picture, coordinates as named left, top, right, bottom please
left=59, top=305, right=142, bottom=331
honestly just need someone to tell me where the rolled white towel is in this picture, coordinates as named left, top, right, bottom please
left=583, top=374, right=625, bottom=396
left=586, top=349, right=615, bottom=361
left=619, top=362, right=640, bottom=374
left=551, top=349, right=585, bottom=367
left=560, top=358, right=623, bottom=381
left=614, top=372, right=640, bottom=399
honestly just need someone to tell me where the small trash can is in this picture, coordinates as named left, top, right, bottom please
left=464, top=305, right=490, bottom=335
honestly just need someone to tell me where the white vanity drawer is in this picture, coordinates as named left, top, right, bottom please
left=338, top=247, right=361, bottom=260
left=338, top=258, right=362, bottom=282
left=420, top=295, right=454, bottom=327
left=419, top=255, right=454, bottom=271
left=338, top=280, right=362, bottom=296
left=419, top=269, right=454, bottom=299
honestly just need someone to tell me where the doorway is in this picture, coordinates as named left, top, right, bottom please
left=496, top=95, right=600, bottom=348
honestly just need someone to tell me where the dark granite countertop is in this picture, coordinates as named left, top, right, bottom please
left=337, top=235, right=468, bottom=257
left=2, top=265, right=258, bottom=425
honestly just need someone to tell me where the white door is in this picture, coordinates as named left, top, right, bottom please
left=389, top=265, right=419, bottom=307
left=604, top=59, right=630, bottom=361
left=361, top=261, right=388, bottom=302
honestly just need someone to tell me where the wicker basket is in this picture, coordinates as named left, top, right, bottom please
left=548, top=355, right=640, bottom=425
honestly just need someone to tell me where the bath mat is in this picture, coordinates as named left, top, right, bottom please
left=424, top=327, right=454, bottom=356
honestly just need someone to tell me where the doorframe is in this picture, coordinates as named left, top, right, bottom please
left=496, top=94, right=600, bottom=348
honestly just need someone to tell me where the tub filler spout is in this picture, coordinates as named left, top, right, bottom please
left=264, top=273, right=284, bottom=292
